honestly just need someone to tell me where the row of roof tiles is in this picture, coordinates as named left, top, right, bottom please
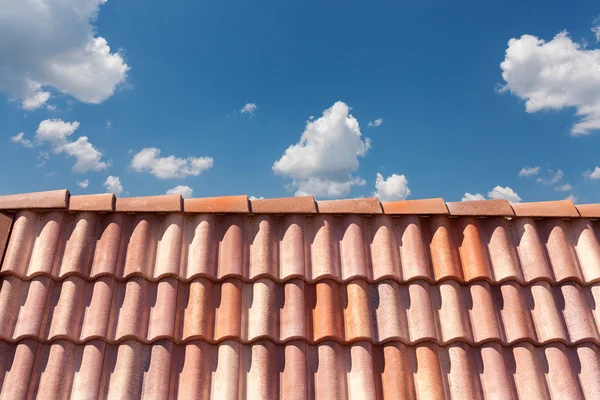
left=1, top=339, right=599, bottom=399
left=1, top=189, right=600, bottom=217
left=4, top=211, right=600, bottom=285
left=2, top=275, right=599, bottom=346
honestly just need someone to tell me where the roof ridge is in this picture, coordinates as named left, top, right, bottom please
left=0, top=189, right=592, bottom=217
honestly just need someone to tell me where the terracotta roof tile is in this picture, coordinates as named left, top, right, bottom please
left=512, top=199, right=580, bottom=217
left=0, top=189, right=69, bottom=210
left=69, top=194, right=115, bottom=212
left=381, top=198, right=448, bottom=214
left=317, top=198, right=382, bottom=214
left=577, top=204, right=600, bottom=218
left=115, top=194, right=182, bottom=212
left=446, top=199, right=515, bottom=216
left=183, top=195, right=249, bottom=213
left=250, top=196, right=316, bottom=213
left=1, top=189, right=600, bottom=398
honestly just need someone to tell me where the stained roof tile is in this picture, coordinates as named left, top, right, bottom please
left=250, top=196, right=316, bottom=213
left=1, top=189, right=600, bottom=398
left=446, top=199, right=515, bottom=216
left=317, top=198, right=382, bottom=214
left=0, top=189, right=69, bottom=210
left=512, top=199, right=580, bottom=217
left=69, top=194, right=115, bottom=212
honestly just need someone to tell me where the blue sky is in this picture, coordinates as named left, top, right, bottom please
left=1, top=0, right=600, bottom=203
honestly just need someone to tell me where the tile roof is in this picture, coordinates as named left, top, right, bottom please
left=0, top=189, right=600, bottom=398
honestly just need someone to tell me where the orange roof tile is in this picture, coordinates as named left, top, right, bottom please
left=1, top=189, right=600, bottom=398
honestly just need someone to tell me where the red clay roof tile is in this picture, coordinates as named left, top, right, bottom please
left=115, top=194, right=182, bottom=212
left=250, top=196, right=316, bottom=213
left=0, top=212, right=12, bottom=264
left=0, top=189, right=69, bottom=210
left=69, top=193, right=115, bottom=212
left=577, top=204, right=600, bottom=218
left=382, top=198, right=449, bottom=214
left=511, top=199, right=580, bottom=217
left=317, top=198, right=382, bottom=214
left=183, top=195, right=249, bottom=213
left=446, top=199, right=515, bottom=216
left=2, top=189, right=600, bottom=398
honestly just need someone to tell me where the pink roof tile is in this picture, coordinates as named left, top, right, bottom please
left=0, top=189, right=600, bottom=398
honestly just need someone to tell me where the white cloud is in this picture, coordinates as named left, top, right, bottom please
left=518, top=166, right=540, bottom=177
left=10, top=132, right=34, bottom=148
left=583, top=167, right=600, bottom=180
left=103, top=176, right=123, bottom=195
left=36, top=119, right=80, bottom=146
left=166, top=185, right=193, bottom=199
left=536, top=169, right=564, bottom=185
left=488, top=186, right=522, bottom=203
left=36, top=151, right=49, bottom=167
left=373, top=173, right=410, bottom=201
left=35, top=119, right=107, bottom=173
left=0, top=0, right=129, bottom=110
left=293, top=177, right=365, bottom=198
left=462, top=193, right=486, bottom=201
left=554, top=183, right=572, bottom=191
left=566, top=194, right=578, bottom=203
left=593, top=16, right=600, bottom=42
left=241, top=103, right=257, bottom=115
left=500, top=31, right=600, bottom=135
left=22, top=91, right=51, bottom=111
left=77, top=179, right=89, bottom=188
left=368, top=118, right=383, bottom=127
left=249, top=195, right=264, bottom=200
left=61, top=136, right=108, bottom=173
left=273, top=101, right=370, bottom=198
left=130, top=148, right=214, bottom=179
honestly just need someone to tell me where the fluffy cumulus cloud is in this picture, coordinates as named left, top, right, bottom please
left=0, top=0, right=129, bottom=110
left=500, top=31, right=600, bottom=135
left=462, top=193, right=486, bottom=201
left=566, top=194, right=578, bottom=203
left=130, top=148, right=214, bottom=179
left=77, top=179, right=89, bottom=188
left=583, top=167, right=600, bottom=180
left=373, top=173, right=410, bottom=201
left=368, top=118, right=383, bottom=127
left=488, top=186, right=522, bottom=203
left=11, top=119, right=108, bottom=173
left=462, top=186, right=521, bottom=203
left=518, top=166, right=540, bottom=177
left=166, top=185, right=193, bottom=199
left=241, top=103, right=257, bottom=115
left=103, top=176, right=123, bottom=195
left=273, top=101, right=370, bottom=198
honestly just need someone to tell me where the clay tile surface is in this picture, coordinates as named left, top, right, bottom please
left=446, top=199, right=515, bottom=216
left=577, top=204, right=600, bottom=218
left=0, top=189, right=69, bottom=210
left=250, top=196, right=316, bottom=213
left=69, top=194, right=115, bottom=212
left=2, top=189, right=600, bottom=399
left=512, top=199, right=580, bottom=217
left=115, top=194, right=182, bottom=212
left=317, top=198, right=382, bottom=214
left=184, top=195, right=249, bottom=213
left=382, top=198, right=448, bottom=214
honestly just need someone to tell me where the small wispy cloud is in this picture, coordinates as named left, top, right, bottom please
left=518, top=166, right=540, bottom=177
left=368, top=118, right=383, bottom=127
left=241, top=103, right=257, bottom=116
left=583, top=167, right=600, bottom=180
left=77, top=179, right=89, bottom=188
left=554, top=183, right=572, bottom=192
left=10, top=132, right=34, bottom=148
left=536, top=169, right=563, bottom=185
